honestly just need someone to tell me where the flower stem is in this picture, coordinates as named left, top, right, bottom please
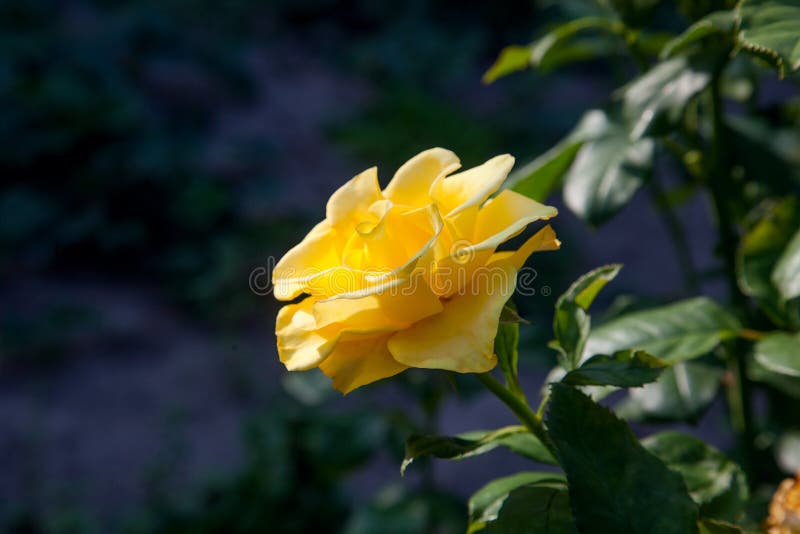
left=476, top=373, right=559, bottom=459
left=707, top=72, right=755, bottom=481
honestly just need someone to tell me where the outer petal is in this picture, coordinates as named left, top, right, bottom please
left=276, top=298, right=339, bottom=371
left=383, top=148, right=460, bottom=207
left=320, top=334, right=407, bottom=393
left=489, top=224, right=560, bottom=269
left=312, top=274, right=444, bottom=331
left=429, top=154, right=514, bottom=217
left=388, top=261, right=518, bottom=373
left=326, top=166, right=383, bottom=228
left=473, top=190, right=557, bottom=244
left=272, top=220, right=341, bottom=300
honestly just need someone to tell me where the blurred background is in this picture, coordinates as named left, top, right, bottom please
left=0, top=0, right=759, bottom=532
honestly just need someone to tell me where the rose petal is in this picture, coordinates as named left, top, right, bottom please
left=326, top=166, right=383, bottom=228
left=276, top=298, right=339, bottom=371
left=383, top=148, right=460, bottom=207
left=388, top=261, right=517, bottom=373
left=430, top=154, right=514, bottom=217
left=272, top=220, right=341, bottom=300
left=320, top=334, right=407, bottom=393
left=473, top=190, right=557, bottom=244
left=313, top=274, right=444, bottom=331
left=489, top=224, right=560, bottom=269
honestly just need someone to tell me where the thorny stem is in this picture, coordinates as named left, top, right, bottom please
left=648, top=172, right=700, bottom=295
left=476, top=373, right=559, bottom=459
left=707, top=72, right=755, bottom=481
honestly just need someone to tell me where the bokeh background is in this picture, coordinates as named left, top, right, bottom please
left=0, top=1, right=756, bottom=532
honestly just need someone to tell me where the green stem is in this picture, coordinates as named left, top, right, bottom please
left=648, top=173, right=699, bottom=295
left=476, top=373, right=559, bottom=458
left=707, top=72, right=755, bottom=481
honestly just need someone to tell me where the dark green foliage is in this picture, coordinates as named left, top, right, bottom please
left=643, top=432, right=749, bottom=522
left=547, top=384, right=699, bottom=534
left=561, top=349, right=667, bottom=387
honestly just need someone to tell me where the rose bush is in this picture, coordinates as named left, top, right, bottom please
left=273, top=148, right=558, bottom=393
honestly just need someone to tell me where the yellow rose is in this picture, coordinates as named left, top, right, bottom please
left=273, top=148, right=559, bottom=393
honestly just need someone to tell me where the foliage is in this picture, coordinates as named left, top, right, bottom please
left=403, top=0, right=800, bottom=532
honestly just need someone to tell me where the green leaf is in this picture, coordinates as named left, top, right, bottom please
left=661, top=11, right=737, bottom=59
left=563, top=112, right=654, bottom=225
left=547, top=384, right=699, bottom=533
left=482, top=46, right=532, bottom=84
left=506, top=110, right=615, bottom=202
left=773, top=227, right=800, bottom=302
left=553, top=264, right=622, bottom=369
left=584, top=297, right=741, bottom=363
left=402, top=426, right=556, bottom=474
left=483, top=17, right=622, bottom=83
left=622, top=56, right=712, bottom=140
left=642, top=432, right=749, bottom=522
left=738, top=0, right=800, bottom=77
left=754, top=332, right=800, bottom=378
left=737, top=197, right=800, bottom=328
left=617, top=362, right=723, bottom=422
left=468, top=472, right=572, bottom=533
left=474, top=484, right=576, bottom=534
left=560, top=263, right=623, bottom=310
left=495, top=301, right=521, bottom=395
left=562, top=349, right=667, bottom=387
left=529, top=17, right=623, bottom=70
left=507, top=142, right=584, bottom=202
left=749, top=355, right=800, bottom=398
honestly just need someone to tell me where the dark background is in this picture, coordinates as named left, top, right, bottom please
left=0, top=1, right=738, bottom=532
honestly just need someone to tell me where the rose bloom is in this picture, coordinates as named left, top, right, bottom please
left=273, top=148, right=558, bottom=393
left=766, top=472, right=800, bottom=534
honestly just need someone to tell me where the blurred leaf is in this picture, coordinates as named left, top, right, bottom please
left=754, top=332, right=800, bottom=378
left=749, top=355, right=800, bottom=398
left=697, top=519, right=747, bottom=533
left=562, top=349, right=667, bottom=387
left=643, top=432, right=749, bottom=522
left=282, top=369, right=334, bottom=406
left=547, top=384, right=699, bottom=533
left=553, top=264, right=622, bottom=369
left=402, top=425, right=556, bottom=474
left=737, top=197, right=800, bottom=327
left=617, top=362, right=723, bottom=422
left=483, top=17, right=621, bottom=83
left=563, top=111, right=654, bottom=225
left=661, top=11, right=737, bottom=59
left=507, top=142, right=584, bottom=202
left=622, top=56, right=712, bottom=140
left=776, top=431, right=800, bottom=473
left=773, top=227, right=800, bottom=302
left=738, top=0, right=800, bottom=77
left=507, top=110, right=613, bottom=202
left=604, top=0, right=662, bottom=27
left=345, top=485, right=465, bottom=534
left=727, top=116, right=800, bottom=194
left=468, top=472, right=570, bottom=533
left=482, top=46, right=531, bottom=83
left=584, top=297, right=741, bottom=363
